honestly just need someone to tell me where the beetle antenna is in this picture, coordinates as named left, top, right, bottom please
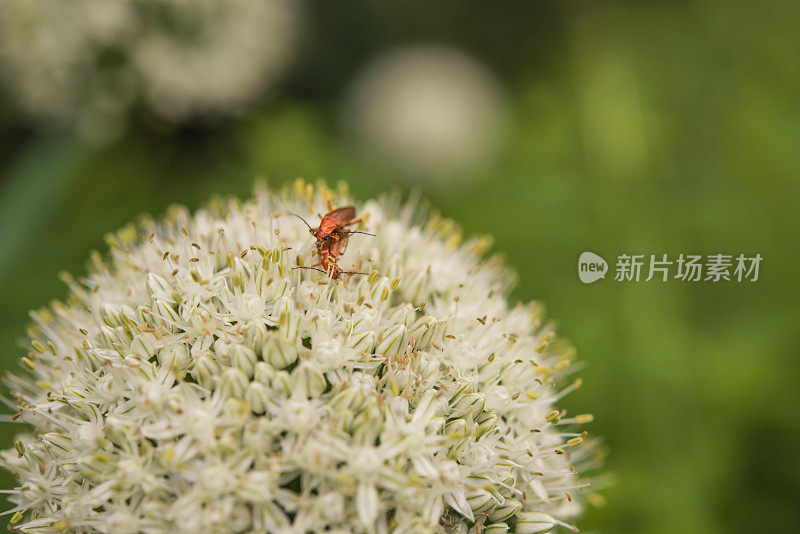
left=292, top=266, right=328, bottom=274
left=290, top=213, right=313, bottom=230
left=347, top=231, right=376, bottom=237
left=343, top=270, right=370, bottom=276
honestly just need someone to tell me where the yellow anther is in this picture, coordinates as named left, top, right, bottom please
left=575, top=414, right=594, bottom=424
left=567, top=437, right=584, bottom=447
left=21, top=357, right=36, bottom=370
left=226, top=253, right=235, bottom=269
left=525, top=391, right=539, bottom=400
left=471, top=235, right=493, bottom=255
left=545, top=410, right=561, bottom=424
left=446, top=231, right=462, bottom=249
left=35, top=308, right=54, bottom=325
left=380, top=288, right=389, bottom=302
left=14, top=440, right=25, bottom=456
left=572, top=378, right=583, bottom=389
left=368, top=270, right=379, bottom=285
left=31, top=340, right=45, bottom=353
left=554, top=360, right=570, bottom=372
left=296, top=253, right=304, bottom=267
left=390, top=277, right=401, bottom=289
left=293, top=178, right=306, bottom=197
left=35, top=381, right=52, bottom=389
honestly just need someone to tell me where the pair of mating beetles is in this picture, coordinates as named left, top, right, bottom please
left=294, top=202, right=372, bottom=278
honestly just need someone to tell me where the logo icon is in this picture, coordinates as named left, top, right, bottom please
left=578, top=252, right=608, bottom=284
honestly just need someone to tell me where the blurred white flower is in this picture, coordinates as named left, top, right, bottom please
left=0, top=0, right=299, bottom=142
left=343, top=45, right=508, bottom=180
left=2, top=180, right=598, bottom=532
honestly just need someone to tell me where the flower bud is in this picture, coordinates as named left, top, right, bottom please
left=263, top=334, right=298, bottom=369
left=146, top=273, right=173, bottom=302
left=444, top=417, right=468, bottom=440
left=231, top=345, right=258, bottom=377
left=77, top=453, right=114, bottom=482
left=157, top=344, right=189, bottom=370
left=152, top=299, right=182, bottom=326
left=451, top=392, right=486, bottom=419
left=246, top=382, right=272, bottom=414
left=220, top=367, right=249, bottom=398
left=253, top=361, right=275, bottom=385
left=375, top=324, right=408, bottom=358
left=292, top=361, right=327, bottom=398
left=515, top=512, right=577, bottom=534
left=192, top=354, right=219, bottom=389
left=130, top=334, right=155, bottom=359
left=347, top=330, right=376, bottom=353
left=489, top=497, right=521, bottom=522
left=465, top=488, right=497, bottom=514
left=101, top=303, right=124, bottom=326
left=42, top=433, right=72, bottom=455
left=475, top=410, right=498, bottom=438
left=408, top=315, right=437, bottom=349
left=271, top=370, right=292, bottom=396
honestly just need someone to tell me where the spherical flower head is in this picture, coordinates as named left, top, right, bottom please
left=2, top=181, right=600, bottom=533
left=0, top=0, right=299, bottom=142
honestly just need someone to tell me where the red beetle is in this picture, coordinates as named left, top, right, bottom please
left=291, top=202, right=373, bottom=279
left=294, top=201, right=372, bottom=250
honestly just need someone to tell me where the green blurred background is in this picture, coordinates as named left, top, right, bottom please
left=1, top=1, right=799, bottom=532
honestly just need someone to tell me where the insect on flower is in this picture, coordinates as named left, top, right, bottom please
left=294, top=201, right=374, bottom=249
left=291, top=202, right=373, bottom=279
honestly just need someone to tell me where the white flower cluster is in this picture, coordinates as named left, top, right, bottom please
left=1, top=181, right=598, bottom=533
left=0, top=0, right=299, bottom=141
